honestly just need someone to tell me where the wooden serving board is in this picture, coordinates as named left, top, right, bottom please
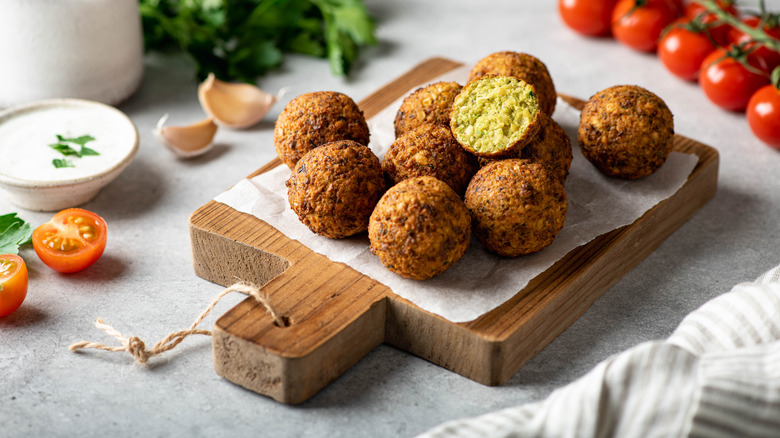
left=189, top=57, right=719, bottom=404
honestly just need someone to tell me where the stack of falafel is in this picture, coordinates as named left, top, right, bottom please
left=275, top=51, right=674, bottom=281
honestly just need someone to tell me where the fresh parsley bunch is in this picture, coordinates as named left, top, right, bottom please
left=139, top=0, right=377, bottom=83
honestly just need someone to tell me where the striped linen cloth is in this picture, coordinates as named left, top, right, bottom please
left=418, top=265, right=780, bottom=438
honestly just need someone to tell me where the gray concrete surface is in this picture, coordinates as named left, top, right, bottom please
left=3, top=1, right=780, bottom=437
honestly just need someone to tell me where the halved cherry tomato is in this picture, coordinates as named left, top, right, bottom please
left=0, top=254, right=28, bottom=317
left=658, top=18, right=717, bottom=80
left=559, top=0, right=619, bottom=36
left=700, top=46, right=772, bottom=111
left=685, top=0, right=738, bottom=45
left=32, top=208, right=107, bottom=273
left=612, top=0, right=681, bottom=52
left=747, top=78, right=780, bottom=149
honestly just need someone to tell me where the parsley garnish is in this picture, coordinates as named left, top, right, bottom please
left=52, top=158, right=75, bottom=168
left=0, top=213, right=33, bottom=255
left=138, top=0, right=377, bottom=82
left=49, top=134, right=99, bottom=168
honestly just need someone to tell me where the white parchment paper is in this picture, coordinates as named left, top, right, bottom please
left=214, top=67, right=698, bottom=323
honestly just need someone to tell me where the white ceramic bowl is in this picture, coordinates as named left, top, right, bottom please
left=0, top=99, right=139, bottom=211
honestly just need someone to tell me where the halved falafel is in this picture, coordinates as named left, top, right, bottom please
left=450, top=75, right=542, bottom=158
left=274, top=91, right=370, bottom=169
left=394, top=81, right=463, bottom=137
left=468, top=51, right=557, bottom=116
left=479, top=111, right=573, bottom=184
left=465, top=159, right=567, bottom=257
left=286, top=140, right=386, bottom=239
left=368, top=176, right=471, bottom=280
left=577, top=85, right=674, bottom=179
left=382, top=124, right=479, bottom=196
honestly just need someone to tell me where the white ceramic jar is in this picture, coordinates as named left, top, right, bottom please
left=0, top=0, right=145, bottom=108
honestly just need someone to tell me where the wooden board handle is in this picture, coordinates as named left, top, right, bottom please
left=211, top=249, right=391, bottom=404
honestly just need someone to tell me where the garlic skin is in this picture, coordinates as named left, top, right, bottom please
left=198, top=73, right=278, bottom=129
left=155, top=114, right=218, bottom=159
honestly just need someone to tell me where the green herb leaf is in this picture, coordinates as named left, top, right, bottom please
left=79, top=146, right=100, bottom=156
left=138, top=0, right=377, bottom=82
left=52, top=158, right=74, bottom=168
left=0, top=213, right=33, bottom=255
left=49, top=143, right=81, bottom=156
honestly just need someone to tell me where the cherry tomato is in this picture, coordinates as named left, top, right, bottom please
left=612, top=0, right=681, bottom=52
left=658, top=19, right=717, bottom=80
left=685, top=0, right=738, bottom=45
left=728, top=15, right=780, bottom=73
left=747, top=83, right=780, bottom=149
left=700, top=47, right=772, bottom=111
left=32, top=208, right=107, bottom=273
left=559, top=0, right=619, bottom=36
left=0, top=254, right=28, bottom=317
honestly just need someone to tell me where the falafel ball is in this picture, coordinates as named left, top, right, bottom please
left=383, top=124, right=479, bottom=196
left=468, top=51, right=557, bottom=116
left=286, top=140, right=386, bottom=239
left=464, top=159, right=566, bottom=257
left=479, top=112, right=573, bottom=184
left=393, top=81, right=463, bottom=137
left=450, top=75, right=542, bottom=158
left=577, top=85, right=674, bottom=179
left=368, top=176, right=471, bottom=280
left=274, top=91, right=370, bottom=169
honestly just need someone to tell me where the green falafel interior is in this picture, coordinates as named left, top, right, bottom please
left=450, top=75, right=540, bottom=156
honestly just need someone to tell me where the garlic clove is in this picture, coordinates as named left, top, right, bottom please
left=198, top=73, right=279, bottom=129
left=155, top=114, right=218, bottom=159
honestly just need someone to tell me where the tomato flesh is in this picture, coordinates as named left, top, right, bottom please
left=0, top=254, right=28, bottom=317
left=32, top=208, right=107, bottom=274
left=747, top=85, right=780, bottom=149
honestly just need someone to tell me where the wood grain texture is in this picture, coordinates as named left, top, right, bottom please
left=188, top=57, right=719, bottom=404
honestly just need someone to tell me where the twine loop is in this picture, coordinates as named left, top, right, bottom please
left=68, top=282, right=285, bottom=364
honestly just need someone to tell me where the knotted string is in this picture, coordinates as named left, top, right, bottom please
left=68, top=282, right=286, bottom=364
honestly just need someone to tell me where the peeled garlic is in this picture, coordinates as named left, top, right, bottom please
left=155, top=114, right=218, bottom=159
left=198, top=73, right=279, bottom=129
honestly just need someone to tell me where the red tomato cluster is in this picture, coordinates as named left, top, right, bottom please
left=559, top=0, right=780, bottom=149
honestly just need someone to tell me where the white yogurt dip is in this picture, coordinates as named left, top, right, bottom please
left=0, top=98, right=138, bottom=211
left=0, top=101, right=137, bottom=183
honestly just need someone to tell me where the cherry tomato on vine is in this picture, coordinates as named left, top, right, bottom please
left=728, top=15, right=780, bottom=73
left=0, top=254, right=28, bottom=317
left=700, top=47, right=772, bottom=111
left=685, top=0, right=738, bottom=45
left=559, top=0, right=619, bottom=36
left=746, top=71, right=780, bottom=149
left=612, top=0, right=681, bottom=52
left=32, top=208, right=107, bottom=274
left=658, top=18, right=717, bottom=80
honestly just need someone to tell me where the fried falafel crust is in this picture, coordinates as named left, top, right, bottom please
left=286, top=140, right=386, bottom=239
left=383, top=124, right=479, bottom=196
left=394, top=81, right=463, bottom=138
left=468, top=51, right=557, bottom=116
left=465, top=159, right=567, bottom=257
left=274, top=91, right=370, bottom=169
left=368, top=176, right=471, bottom=280
left=577, top=85, right=674, bottom=179
left=450, top=75, right=542, bottom=159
